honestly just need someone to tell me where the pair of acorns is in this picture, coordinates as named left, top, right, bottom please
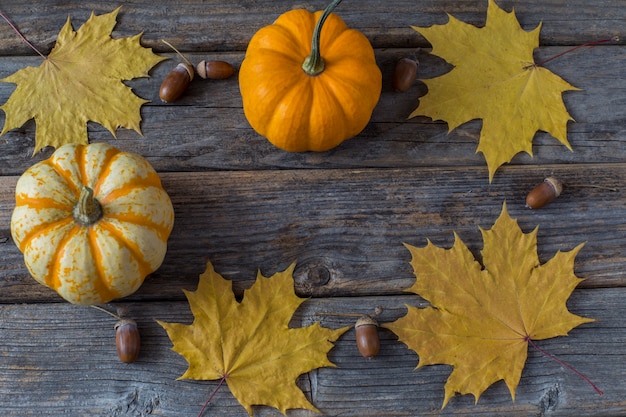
left=159, top=40, right=235, bottom=103
left=103, top=304, right=383, bottom=363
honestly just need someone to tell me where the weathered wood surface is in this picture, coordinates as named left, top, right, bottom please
left=1, top=164, right=625, bottom=304
left=1, top=46, right=625, bottom=175
left=0, top=0, right=623, bottom=55
left=1, top=290, right=625, bottom=417
left=0, top=0, right=625, bottom=416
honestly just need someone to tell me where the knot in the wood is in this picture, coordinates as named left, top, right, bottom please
left=304, top=264, right=331, bottom=287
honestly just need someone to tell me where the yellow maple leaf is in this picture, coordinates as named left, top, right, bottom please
left=158, top=261, right=349, bottom=416
left=384, top=202, right=594, bottom=408
left=409, top=0, right=579, bottom=181
left=0, top=7, right=165, bottom=154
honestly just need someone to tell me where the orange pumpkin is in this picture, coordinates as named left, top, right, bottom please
left=239, top=0, right=382, bottom=152
left=10, top=143, right=175, bottom=305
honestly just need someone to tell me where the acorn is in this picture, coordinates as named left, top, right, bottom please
left=392, top=57, right=418, bottom=92
left=196, top=60, right=235, bottom=80
left=159, top=40, right=195, bottom=103
left=159, top=62, right=194, bottom=102
left=526, top=177, right=563, bottom=209
left=115, top=319, right=141, bottom=363
left=355, top=315, right=380, bottom=359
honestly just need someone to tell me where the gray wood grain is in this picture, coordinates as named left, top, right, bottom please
left=1, top=164, right=624, bottom=304
left=0, top=289, right=622, bottom=416
left=0, top=0, right=623, bottom=55
left=0, top=46, right=624, bottom=175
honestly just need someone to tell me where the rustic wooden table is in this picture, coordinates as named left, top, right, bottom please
left=0, top=1, right=624, bottom=416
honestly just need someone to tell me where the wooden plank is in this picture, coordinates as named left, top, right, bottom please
left=0, top=0, right=623, bottom=56
left=1, top=164, right=624, bottom=303
left=0, top=46, right=625, bottom=175
left=0, top=289, right=622, bottom=416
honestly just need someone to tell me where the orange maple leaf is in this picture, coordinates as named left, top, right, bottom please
left=409, top=0, right=579, bottom=181
left=158, top=261, right=349, bottom=416
left=0, top=7, right=165, bottom=154
left=384, top=203, right=594, bottom=407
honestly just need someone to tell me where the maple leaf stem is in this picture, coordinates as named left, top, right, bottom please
left=197, top=375, right=227, bottom=417
left=161, top=39, right=193, bottom=67
left=526, top=336, right=603, bottom=396
left=0, top=10, right=47, bottom=59
left=315, top=306, right=383, bottom=318
left=536, top=36, right=619, bottom=67
left=89, top=305, right=122, bottom=320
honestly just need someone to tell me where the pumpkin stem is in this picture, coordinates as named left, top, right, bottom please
left=73, top=186, right=103, bottom=226
left=302, top=0, right=344, bottom=76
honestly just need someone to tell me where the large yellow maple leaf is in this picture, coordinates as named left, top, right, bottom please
left=409, top=0, right=579, bottom=181
left=158, top=261, right=349, bottom=416
left=0, top=7, right=165, bottom=154
left=384, top=203, right=594, bottom=407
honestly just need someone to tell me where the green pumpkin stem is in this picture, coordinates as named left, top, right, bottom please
left=73, top=186, right=103, bottom=226
left=302, top=0, right=344, bottom=76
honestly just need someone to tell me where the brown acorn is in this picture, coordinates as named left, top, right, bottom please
left=355, top=315, right=380, bottom=359
left=159, top=62, right=194, bottom=102
left=115, top=319, right=141, bottom=363
left=392, top=57, right=418, bottom=92
left=196, top=60, right=235, bottom=80
left=159, top=40, right=195, bottom=102
left=526, top=177, right=563, bottom=209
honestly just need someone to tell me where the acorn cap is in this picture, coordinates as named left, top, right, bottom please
left=114, top=318, right=137, bottom=330
left=355, top=315, right=378, bottom=328
left=544, top=177, right=563, bottom=197
left=177, top=62, right=194, bottom=81
left=196, top=60, right=207, bottom=79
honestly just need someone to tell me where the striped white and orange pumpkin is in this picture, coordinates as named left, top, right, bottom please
left=10, top=143, right=175, bottom=305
